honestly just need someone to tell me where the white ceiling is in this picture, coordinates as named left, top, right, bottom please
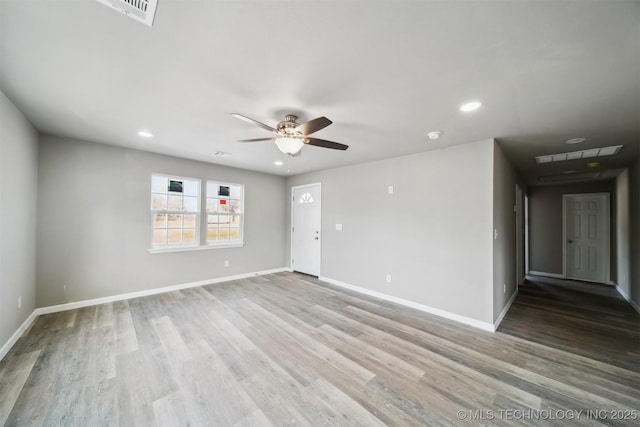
left=1, top=0, right=638, bottom=184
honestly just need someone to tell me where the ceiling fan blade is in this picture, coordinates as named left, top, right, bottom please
left=237, top=137, right=275, bottom=142
left=295, top=116, right=332, bottom=135
left=231, top=113, right=278, bottom=134
left=305, top=137, right=348, bottom=151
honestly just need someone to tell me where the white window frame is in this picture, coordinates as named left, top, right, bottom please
left=206, top=180, right=245, bottom=247
left=149, top=174, right=201, bottom=252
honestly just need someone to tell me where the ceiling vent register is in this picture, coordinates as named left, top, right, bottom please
left=535, top=145, right=622, bottom=164
left=95, top=0, right=158, bottom=27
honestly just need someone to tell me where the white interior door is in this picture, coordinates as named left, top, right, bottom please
left=291, top=184, right=321, bottom=276
left=564, top=193, right=610, bottom=283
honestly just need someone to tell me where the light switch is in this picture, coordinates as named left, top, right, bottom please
left=335, top=224, right=343, bottom=231
left=388, top=186, right=394, bottom=195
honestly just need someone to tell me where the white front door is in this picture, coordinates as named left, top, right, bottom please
left=291, top=184, right=321, bottom=276
left=564, top=193, right=610, bottom=283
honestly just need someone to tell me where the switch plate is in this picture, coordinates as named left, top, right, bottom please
left=386, top=274, right=392, bottom=283
left=388, top=186, right=394, bottom=195
left=224, top=260, right=230, bottom=268
left=335, top=224, right=343, bottom=231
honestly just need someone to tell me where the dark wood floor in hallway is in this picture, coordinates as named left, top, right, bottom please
left=1, top=272, right=639, bottom=426
left=498, top=276, right=640, bottom=372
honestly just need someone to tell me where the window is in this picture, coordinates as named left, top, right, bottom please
left=151, top=174, right=200, bottom=248
left=206, top=181, right=243, bottom=244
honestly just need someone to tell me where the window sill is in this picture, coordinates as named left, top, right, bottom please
left=148, top=242, right=245, bottom=254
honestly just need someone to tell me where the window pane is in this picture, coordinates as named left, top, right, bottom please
left=183, top=214, right=196, bottom=228
left=184, top=196, right=198, bottom=212
left=206, top=198, right=217, bottom=213
left=229, top=199, right=241, bottom=213
left=229, top=227, right=240, bottom=240
left=229, top=185, right=242, bottom=199
left=151, top=194, right=167, bottom=210
left=153, top=229, right=167, bottom=245
left=167, top=214, right=183, bottom=228
left=229, top=215, right=241, bottom=227
left=218, top=199, right=229, bottom=213
left=183, top=180, right=198, bottom=196
left=183, top=229, right=196, bottom=243
left=206, top=182, right=217, bottom=197
left=153, top=213, right=167, bottom=228
left=208, top=214, right=218, bottom=225
left=152, top=175, right=168, bottom=194
left=207, top=227, right=219, bottom=241
left=168, top=195, right=183, bottom=210
left=218, top=227, right=229, bottom=240
left=218, top=215, right=230, bottom=225
left=168, top=229, right=182, bottom=244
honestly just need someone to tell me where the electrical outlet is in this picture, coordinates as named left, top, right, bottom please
left=388, top=186, right=394, bottom=195
left=386, top=274, right=392, bottom=283
left=18, top=296, right=22, bottom=309
left=335, top=224, right=343, bottom=231
left=224, top=260, right=230, bottom=268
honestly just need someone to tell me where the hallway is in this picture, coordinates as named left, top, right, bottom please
left=498, top=276, right=640, bottom=372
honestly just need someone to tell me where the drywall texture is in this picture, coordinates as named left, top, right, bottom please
left=630, top=158, right=640, bottom=309
left=36, top=136, right=286, bottom=307
left=528, top=181, right=615, bottom=277
left=616, top=169, right=631, bottom=296
left=287, top=139, right=495, bottom=324
left=492, top=142, right=518, bottom=321
left=0, top=91, right=38, bottom=347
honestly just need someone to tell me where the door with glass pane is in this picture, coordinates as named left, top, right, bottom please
left=291, top=184, right=321, bottom=276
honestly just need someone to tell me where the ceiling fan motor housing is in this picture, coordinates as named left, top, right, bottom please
left=277, top=115, right=303, bottom=136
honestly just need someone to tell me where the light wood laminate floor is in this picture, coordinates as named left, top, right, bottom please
left=1, top=272, right=639, bottom=426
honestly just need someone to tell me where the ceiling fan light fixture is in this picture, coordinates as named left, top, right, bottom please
left=275, top=136, right=305, bottom=155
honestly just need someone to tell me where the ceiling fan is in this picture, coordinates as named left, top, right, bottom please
left=231, top=113, right=349, bottom=156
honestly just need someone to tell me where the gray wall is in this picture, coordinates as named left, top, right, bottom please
left=287, top=139, right=495, bottom=324
left=615, top=169, right=631, bottom=296
left=36, top=135, right=286, bottom=307
left=0, top=91, right=38, bottom=348
left=528, top=181, right=615, bottom=277
left=630, top=158, right=640, bottom=309
left=492, top=142, right=518, bottom=320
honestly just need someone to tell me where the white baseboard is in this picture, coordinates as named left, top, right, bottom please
left=527, top=271, right=565, bottom=279
left=0, top=310, right=39, bottom=362
left=616, top=285, right=640, bottom=314
left=1, top=267, right=288, bottom=361
left=318, top=276, right=496, bottom=332
left=35, top=267, right=288, bottom=316
left=494, top=288, right=519, bottom=330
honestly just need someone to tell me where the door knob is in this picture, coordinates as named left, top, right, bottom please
left=314, top=237, right=319, bottom=240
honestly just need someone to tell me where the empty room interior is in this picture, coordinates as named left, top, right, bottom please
left=1, top=0, right=639, bottom=425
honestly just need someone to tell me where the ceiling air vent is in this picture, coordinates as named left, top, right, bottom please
left=95, top=0, right=158, bottom=27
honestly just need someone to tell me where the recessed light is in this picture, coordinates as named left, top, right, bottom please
left=137, top=130, right=153, bottom=138
left=459, top=101, right=482, bottom=112
left=274, top=160, right=283, bottom=166
left=586, top=162, right=600, bottom=168
left=212, top=151, right=231, bottom=158
left=565, top=137, right=586, bottom=144
left=427, top=131, right=442, bottom=140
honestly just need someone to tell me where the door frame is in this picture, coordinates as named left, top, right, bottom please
left=290, top=182, right=322, bottom=273
left=515, top=184, right=524, bottom=285
left=562, top=192, right=610, bottom=283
